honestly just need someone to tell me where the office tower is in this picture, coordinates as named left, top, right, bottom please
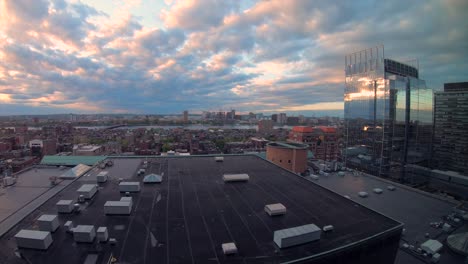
left=344, top=46, right=433, bottom=180
left=271, top=114, right=278, bottom=123
left=278, top=113, right=287, bottom=124
left=432, top=82, right=468, bottom=175
left=183, top=110, right=188, bottom=122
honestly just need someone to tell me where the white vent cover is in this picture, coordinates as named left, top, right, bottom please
left=274, top=224, right=321, bottom=248
left=265, top=203, right=286, bottom=216
left=373, top=188, right=383, bottom=194
left=223, top=174, right=249, bottom=182
left=358, top=191, right=368, bottom=198
left=215, top=157, right=224, bottom=162
left=222, top=242, right=237, bottom=255
left=387, top=185, right=396, bottom=191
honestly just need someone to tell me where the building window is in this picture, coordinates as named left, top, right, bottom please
left=279, top=159, right=282, bottom=163
left=288, top=160, right=291, bottom=164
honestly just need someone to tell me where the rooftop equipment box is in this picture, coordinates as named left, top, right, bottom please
left=97, top=171, right=108, bottom=183
left=119, top=182, right=140, bottom=192
left=265, top=203, right=287, bottom=216
left=73, top=225, right=96, bottom=243
left=274, top=224, right=321, bottom=248
left=120, top=197, right=133, bottom=207
left=77, top=184, right=97, bottom=199
left=223, top=174, right=249, bottom=182
left=37, top=214, right=59, bottom=232
left=56, top=200, right=74, bottom=213
left=215, top=157, right=224, bottom=162
left=104, top=201, right=132, bottom=215
left=421, top=239, right=443, bottom=255
left=15, top=230, right=53, bottom=250
left=97, top=227, right=109, bottom=242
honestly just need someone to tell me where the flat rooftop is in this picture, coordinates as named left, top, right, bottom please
left=310, top=171, right=465, bottom=264
left=0, top=167, right=76, bottom=237
left=0, top=156, right=401, bottom=263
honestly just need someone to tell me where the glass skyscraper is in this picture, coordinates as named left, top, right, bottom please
left=344, top=46, right=433, bottom=181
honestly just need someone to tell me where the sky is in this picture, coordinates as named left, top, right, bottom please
left=0, top=0, right=467, bottom=116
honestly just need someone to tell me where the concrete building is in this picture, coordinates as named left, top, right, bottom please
left=266, top=142, right=308, bottom=174
left=432, top=82, right=468, bottom=175
left=278, top=113, right=287, bottom=125
left=183, top=110, right=188, bottom=123
left=257, top=120, right=274, bottom=134
left=288, top=126, right=341, bottom=161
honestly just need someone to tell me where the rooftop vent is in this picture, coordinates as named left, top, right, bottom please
left=265, top=203, right=286, bottom=216
left=310, top=175, right=319, bottom=180
left=215, top=157, right=224, bottom=162
left=373, top=188, right=383, bottom=194
left=274, top=224, right=321, bottom=248
left=323, top=225, right=334, bottom=232
left=358, top=191, right=368, bottom=198
left=222, top=242, right=237, bottom=255
left=387, top=185, right=396, bottom=191
left=223, top=174, right=249, bottom=182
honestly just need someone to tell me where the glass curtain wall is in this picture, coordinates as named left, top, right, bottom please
left=345, top=46, right=433, bottom=181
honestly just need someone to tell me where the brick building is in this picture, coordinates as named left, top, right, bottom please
left=288, top=126, right=341, bottom=161
left=266, top=142, right=308, bottom=173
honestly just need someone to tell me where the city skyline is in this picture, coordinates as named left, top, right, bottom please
left=1, top=0, right=467, bottom=115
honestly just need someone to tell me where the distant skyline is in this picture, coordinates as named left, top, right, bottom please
left=1, top=0, right=467, bottom=115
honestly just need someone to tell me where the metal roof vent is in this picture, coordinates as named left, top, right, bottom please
left=274, top=224, right=321, bottom=248
left=265, top=203, right=286, bottom=216
left=215, top=157, right=224, bottom=162
left=358, top=191, right=368, bottom=198
left=223, top=174, right=249, bottom=182
left=373, top=188, right=383, bottom=194
left=222, top=242, right=237, bottom=255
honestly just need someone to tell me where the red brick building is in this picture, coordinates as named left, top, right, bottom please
left=266, top=142, right=308, bottom=173
left=288, top=126, right=341, bottom=161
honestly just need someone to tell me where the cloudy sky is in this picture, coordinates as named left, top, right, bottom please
left=0, top=0, right=467, bottom=116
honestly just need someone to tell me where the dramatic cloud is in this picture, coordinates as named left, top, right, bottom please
left=0, top=0, right=467, bottom=116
